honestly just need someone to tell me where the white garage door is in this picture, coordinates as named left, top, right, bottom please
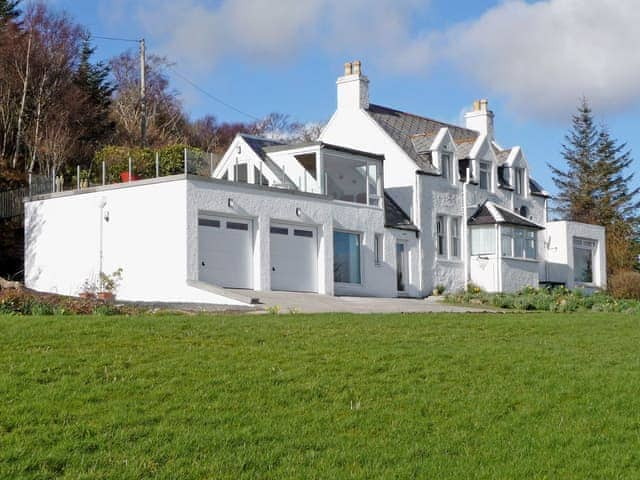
left=270, top=223, right=318, bottom=293
left=198, top=215, right=253, bottom=289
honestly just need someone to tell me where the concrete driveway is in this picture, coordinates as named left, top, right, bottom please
left=228, top=289, right=491, bottom=314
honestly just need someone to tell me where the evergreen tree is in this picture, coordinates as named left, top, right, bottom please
left=549, top=98, right=600, bottom=223
left=550, top=98, right=640, bottom=274
left=0, top=0, right=20, bottom=23
left=73, top=38, right=115, bottom=167
left=594, top=127, right=640, bottom=273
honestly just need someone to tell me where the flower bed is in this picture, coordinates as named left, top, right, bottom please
left=445, top=285, right=640, bottom=313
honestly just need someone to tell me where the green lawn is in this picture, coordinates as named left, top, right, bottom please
left=1, top=313, right=640, bottom=479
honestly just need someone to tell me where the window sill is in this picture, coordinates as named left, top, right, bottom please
left=437, top=258, right=463, bottom=265
left=502, top=256, right=538, bottom=263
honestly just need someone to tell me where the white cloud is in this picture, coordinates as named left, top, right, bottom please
left=136, top=0, right=437, bottom=72
left=446, top=0, right=640, bottom=118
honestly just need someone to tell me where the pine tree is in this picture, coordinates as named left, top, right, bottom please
left=549, top=98, right=600, bottom=223
left=594, top=127, right=640, bottom=273
left=0, top=0, right=20, bottom=24
left=73, top=39, right=115, bottom=167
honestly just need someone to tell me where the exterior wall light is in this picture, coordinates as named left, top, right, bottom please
left=296, top=207, right=302, bottom=217
left=228, top=198, right=234, bottom=208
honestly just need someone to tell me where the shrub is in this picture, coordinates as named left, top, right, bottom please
left=608, top=271, right=640, bottom=300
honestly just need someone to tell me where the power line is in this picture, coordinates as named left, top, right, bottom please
left=93, top=34, right=260, bottom=121
left=93, top=35, right=140, bottom=43
left=167, top=66, right=261, bottom=121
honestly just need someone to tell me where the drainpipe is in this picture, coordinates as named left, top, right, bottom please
left=463, top=167, right=471, bottom=290
left=496, top=223, right=502, bottom=292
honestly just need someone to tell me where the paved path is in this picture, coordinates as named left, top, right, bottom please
left=227, top=289, right=492, bottom=314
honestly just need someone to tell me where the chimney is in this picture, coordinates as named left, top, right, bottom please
left=336, top=60, right=369, bottom=110
left=464, top=98, right=494, bottom=139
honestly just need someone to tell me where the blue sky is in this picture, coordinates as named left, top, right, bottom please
left=45, top=0, right=640, bottom=195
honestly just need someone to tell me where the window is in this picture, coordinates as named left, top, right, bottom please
left=436, top=215, right=447, bottom=257
left=294, top=229, right=313, bottom=238
left=295, top=153, right=317, bottom=179
left=574, top=238, right=597, bottom=283
left=234, top=163, right=248, bottom=183
left=525, top=230, right=536, bottom=259
left=374, top=233, right=383, bottom=266
left=502, top=227, right=537, bottom=259
left=514, top=167, right=525, bottom=195
left=227, top=221, right=249, bottom=231
left=441, top=153, right=452, bottom=182
left=450, top=218, right=460, bottom=258
left=334, top=231, right=361, bottom=284
left=199, top=218, right=220, bottom=228
left=471, top=226, right=495, bottom=255
left=501, top=227, right=513, bottom=257
left=270, top=226, right=288, bottom=235
left=479, top=161, right=491, bottom=191
left=254, top=166, right=269, bottom=186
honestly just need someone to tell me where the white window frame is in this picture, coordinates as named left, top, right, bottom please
left=502, top=226, right=537, bottom=260
left=374, top=233, right=384, bottom=266
left=450, top=217, right=460, bottom=259
left=436, top=215, right=447, bottom=257
left=441, top=153, right=453, bottom=184
left=333, top=229, right=363, bottom=285
left=479, top=161, right=492, bottom=191
left=573, top=237, right=597, bottom=284
left=514, top=167, right=525, bottom=196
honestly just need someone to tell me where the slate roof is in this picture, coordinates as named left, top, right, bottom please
left=366, top=104, right=478, bottom=174
left=529, top=178, right=550, bottom=197
left=384, top=192, right=418, bottom=231
left=495, top=147, right=512, bottom=164
left=240, top=134, right=286, bottom=161
left=468, top=201, right=543, bottom=229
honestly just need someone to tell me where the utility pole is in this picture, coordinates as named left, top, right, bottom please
left=140, top=38, right=146, bottom=148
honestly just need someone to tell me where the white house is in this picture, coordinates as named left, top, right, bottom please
left=24, top=61, right=606, bottom=306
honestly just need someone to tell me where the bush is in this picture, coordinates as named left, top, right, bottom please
left=0, top=289, right=140, bottom=316
left=446, top=285, right=640, bottom=314
left=608, top=271, right=640, bottom=300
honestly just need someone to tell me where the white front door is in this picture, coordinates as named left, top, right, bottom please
left=270, top=223, right=318, bottom=292
left=198, top=215, right=253, bottom=289
left=396, top=241, right=408, bottom=294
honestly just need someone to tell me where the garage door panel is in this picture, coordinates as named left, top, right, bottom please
left=198, top=216, right=253, bottom=289
left=270, top=223, right=317, bottom=293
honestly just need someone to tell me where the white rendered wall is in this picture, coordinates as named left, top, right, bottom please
left=501, top=258, right=539, bottom=292
left=186, top=177, right=420, bottom=298
left=544, top=221, right=606, bottom=289
left=25, top=178, right=247, bottom=305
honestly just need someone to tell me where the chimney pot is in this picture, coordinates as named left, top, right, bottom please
left=353, top=60, right=362, bottom=75
left=344, top=62, right=353, bottom=76
left=473, top=100, right=481, bottom=111
left=480, top=99, right=488, bottom=112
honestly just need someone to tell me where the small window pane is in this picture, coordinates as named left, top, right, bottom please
left=471, top=226, right=495, bottom=255
left=436, top=215, right=447, bottom=257
left=270, top=226, right=288, bottom=235
left=294, top=229, right=313, bottom=238
left=227, top=221, right=249, bottom=231
left=501, top=227, right=513, bottom=257
left=234, top=163, right=248, bottom=182
left=450, top=217, right=460, bottom=258
left=374, top=234, right=383, bottom=265
left=199, top=218, right=220, bottom=228
left=574, top=238, right=596, bottom=283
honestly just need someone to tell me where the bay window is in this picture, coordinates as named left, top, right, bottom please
left=471, top=226, right=495, bottom=255
left=501, top=226, right=537, bottom=259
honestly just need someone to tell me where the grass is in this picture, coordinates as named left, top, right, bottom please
left=1, top=312, right=640, bottom=479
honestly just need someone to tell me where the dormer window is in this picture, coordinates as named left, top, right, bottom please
left=441, top=153, right=452, bottom=182
left=514, top=167, right=525, bottom=195
left=479, top=161, right=491, bottom=191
